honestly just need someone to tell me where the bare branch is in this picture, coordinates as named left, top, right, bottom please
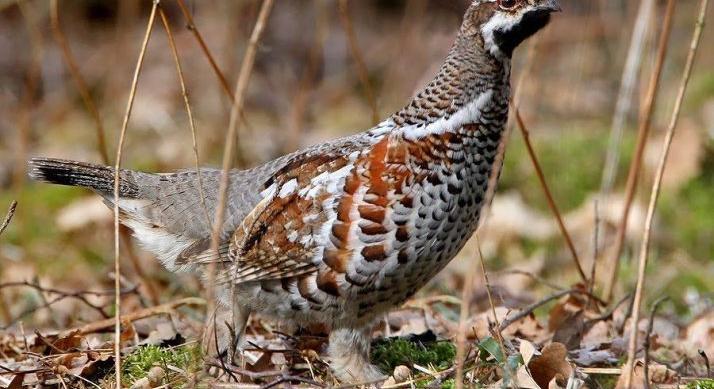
left=514, top=109, right=588, bottom=284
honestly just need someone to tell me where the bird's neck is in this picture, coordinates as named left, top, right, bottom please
left=389, top=36, right=510, bottom=140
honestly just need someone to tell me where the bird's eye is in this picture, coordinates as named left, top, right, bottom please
left=497, top=0, right=519, bottom=10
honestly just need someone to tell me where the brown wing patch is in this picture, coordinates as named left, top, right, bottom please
left=228, top=153, right=353, bottom=284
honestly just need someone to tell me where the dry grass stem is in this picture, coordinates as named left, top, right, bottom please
left=112, top=1, right=159, bottom=385
left=600, top=0, right=655, bottom=197
left=514, top=109, right=587, bottom=284
left=51, top=0, right=159, bottom=305
left=498, top=289, right=574, bottom=332
left=338, top=0, right=379, bottom=125
left=208, top=0, right=275, bottom=350
left=49, top=0, right=110, bottom=165
left=0, top=202, right=14, bottom=324
left=176, top=0, right=234, bottom=102
left=475, top=235, right=506, bottom=358
left=159, top=6, right=211, bottom=228
left=0, top=201, right=17, bottom=238
left=642, top=296, right=669, bottom=389
left=604, top=0, right=676, bottom=303
left=623, top=1, right=708, bottom=387
left=454, top=251, right=476, bottom=389
left=589, top=201, right=600, bottom=299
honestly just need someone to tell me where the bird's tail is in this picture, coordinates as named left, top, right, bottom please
left=27, top=157, right=140, bottom=198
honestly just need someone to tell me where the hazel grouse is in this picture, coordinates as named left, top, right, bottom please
left=29, top=0, right=560, bottom=382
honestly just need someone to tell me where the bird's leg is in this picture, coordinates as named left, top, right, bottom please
left=229, top=292, right=250, bottom=365
left=328, top=326, right=386, bottom=383
left=203, top=302, right=250, bottom=373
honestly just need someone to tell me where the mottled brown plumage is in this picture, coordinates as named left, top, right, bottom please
left=28, top=0, right=559, bottom=382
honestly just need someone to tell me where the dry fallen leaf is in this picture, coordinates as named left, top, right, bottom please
left=528, top=342, right=573, bottom=389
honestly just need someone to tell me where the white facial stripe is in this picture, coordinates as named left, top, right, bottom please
left=480, top=4, right=530, bottom=56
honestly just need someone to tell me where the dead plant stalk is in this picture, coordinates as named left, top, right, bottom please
left=475, top=235, right=506, bottom=359
left=51, top=0, right=160, bottom=305
left=455, top=249, right=477, bottom=389
left=0, top=201, right=17, bottom=238
left=49, top=0, right=110, bottom=165
left=604, top=0, right=676, bottom=303
left=208, top=0, right=275, bottom=351
left=176, top=0, right=233, bottom=101
left=623, top=1, right=708, bottom=388
left=159, top=6, right=211, bottom=228
left=514, top=109, right=588, bottom=284
left=112, top=1, right=159, bottom=386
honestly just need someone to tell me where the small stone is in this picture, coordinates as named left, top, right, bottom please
left=392, top=365, right=412, bottom=383
left=147, top=366, right=166, bottom=386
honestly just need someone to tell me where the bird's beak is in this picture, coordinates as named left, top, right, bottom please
left=538, top=0, right=562, bottom=12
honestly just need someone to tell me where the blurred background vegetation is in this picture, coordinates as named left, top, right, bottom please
left=0, top=0, right=712, bottom=330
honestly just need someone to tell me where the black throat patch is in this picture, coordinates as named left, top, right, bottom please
left=493, top=10, right=551, bottom=57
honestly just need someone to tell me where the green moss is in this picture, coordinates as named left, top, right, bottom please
left=121, top=344, right=202, bottom=387
left=371, top=337, right=456, bottom=373
left=687, top=379, right=714, bottom=389
left=590, top=373, right=619, bottom=389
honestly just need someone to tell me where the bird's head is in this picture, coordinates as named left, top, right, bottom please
left=461, top=0, right=561, bottom=57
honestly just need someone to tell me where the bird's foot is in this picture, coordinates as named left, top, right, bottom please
left=328, top=327, right=387, bottom=384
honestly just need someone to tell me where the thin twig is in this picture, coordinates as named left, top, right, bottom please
left=475, top=235, right=506, bottom=358
left=455, top=249, right=477, bottom=389
left=175, top=0, right=234, bottom=101
left=112, top=2, right=159, bottom=386
left=208, top=0, right=275, bottom=353
left=643, top=296, right=669, bottom=389
left=158, top=6, right=211, bottom=228
left=49, top=0, right=110, bottom=165
left=604, top=0, right=676, bottom=303
left=623, top=1, right=707, bottom=387
left=588, top=200, right=600, bottom=300
left=51, top=0, right=158, bottom=306
left=514, top=109, right=587, bottom=284
left=69, top=297, right=205, bottom=336
left=337, top=0, right=379, bottom=125
left=0, top=201, right=17, bottom=238
left=0, top=281, right=139, bottom=327
left=498, top=289, right=574, bottom=332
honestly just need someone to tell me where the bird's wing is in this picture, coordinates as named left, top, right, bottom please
left=218, top=148, right=359, bottom=284
left=205, top=128, right=406, bottom=285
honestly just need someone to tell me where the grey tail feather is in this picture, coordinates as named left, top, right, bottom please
left=28, top=157, right=140, bottom=198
